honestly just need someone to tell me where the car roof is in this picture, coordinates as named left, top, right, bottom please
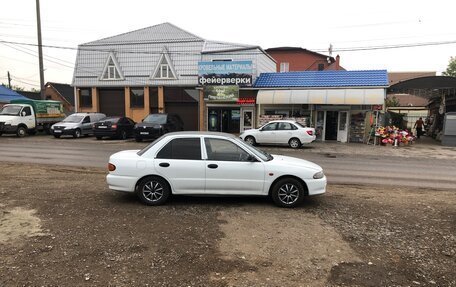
left=164, top=131, right=237, bottom=138
left=268, top=120, right=298, bottom=123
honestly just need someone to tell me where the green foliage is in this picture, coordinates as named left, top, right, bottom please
left=442, top=56, right=456, bottom=77
left=385, top=96, right=400, bottom=107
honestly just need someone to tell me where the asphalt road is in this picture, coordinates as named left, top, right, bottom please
left=1, top=134, right=455, bottom=189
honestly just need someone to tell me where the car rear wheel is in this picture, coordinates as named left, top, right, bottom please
left=54, top=134, right=61, bottom=138
left=288, top=138, right=301, bottom=149
left=271, top=178, right=305, bottom=208
left=245, top=136, right=256, bottom=146
left=137, top=176, right=170, bottom=206
left=120, top=130, right=127, bottom=140
left=96, top=136, right=102, bottom=140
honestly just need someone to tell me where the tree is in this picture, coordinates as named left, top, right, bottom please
left=386, top=95, right=400, bottom=107
left=442, top=56, right=456, bottom=77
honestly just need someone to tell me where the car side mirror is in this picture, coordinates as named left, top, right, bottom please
left=21, top=111, right=26, bottom=117
left=246, top=154, right=257, bottom=162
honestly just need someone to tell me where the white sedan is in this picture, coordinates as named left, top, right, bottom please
left=107, top=132, right=326, bottom=208
left=239, top=120, right=316, bottom=149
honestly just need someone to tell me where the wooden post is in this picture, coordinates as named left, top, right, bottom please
left=92, top=87, right=99, bottom=112
left=158, top=86, right=164, bottom=113
left=124, top=87, right=131, bottom=118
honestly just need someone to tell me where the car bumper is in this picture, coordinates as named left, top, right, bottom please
left=306, top=176, right=327, bottom=196
left=0, top=124, right=17, bottom=133
left=52, top=128, right=75, bottom=136
left=134, top=130, right=162, bottom=139
left=106, top=174, right=137, bottom=192
left=94, top=130, right=117, bottom=137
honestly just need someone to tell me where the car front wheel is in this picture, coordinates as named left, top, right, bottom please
left=271, top=178, right=305, bottom=208
left=137, top=176, right=170, bottom=206
left=73, top=129, right=81, bottom=138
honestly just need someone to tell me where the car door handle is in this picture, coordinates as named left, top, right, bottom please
left=207, top=164, right=218, bottom=169
left=159, top=162, right=170, bottom=167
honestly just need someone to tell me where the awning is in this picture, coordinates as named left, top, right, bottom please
left=257, top=88, right=385, bottom=105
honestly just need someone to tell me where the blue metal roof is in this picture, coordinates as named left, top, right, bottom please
left=254, top=70, right=388, bottom=88
left=0, top=85, right=28, bottom=103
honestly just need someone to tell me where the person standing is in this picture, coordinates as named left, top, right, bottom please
left=414, top=117, right=425, bottom=139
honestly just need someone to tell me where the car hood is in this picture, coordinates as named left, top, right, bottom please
left=270, top=154, right=322, bottom=172
left=53, top=122, right=80, bottom=128
left=135, top=122, right=162, bottom=128
left=0, top=115, right=18, bottom=122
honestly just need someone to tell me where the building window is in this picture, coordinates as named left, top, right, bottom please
left=102, top=58, right=122, bottom=80
left=79, top=88, right=92, bottom=108
left=318, top=63, right=325, bottom=71
left=280, top=62, right=289, bottom=72
left=130, top=88, right=144, bottom=108
left=160, top=64, right=170, bottom=78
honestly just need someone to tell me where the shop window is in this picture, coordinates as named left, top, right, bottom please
left=79, top=88, right=92, bottom=108
left=280, top=62, right=289, bottom=72
left=130, top=88, right=144, bottom=108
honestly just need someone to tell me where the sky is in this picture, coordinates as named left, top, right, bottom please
left=0, top=0, right=455, bottom=91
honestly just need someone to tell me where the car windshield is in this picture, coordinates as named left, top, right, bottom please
left=63, top=115, right=84, bottom=123
left=143, top=114, right=167, bottom=124
left=233, top=137, right=273, bottom=161
left=0, top=105, right=21, bottom=116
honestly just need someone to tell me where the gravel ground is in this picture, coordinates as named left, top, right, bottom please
left=0, top=162, right=455, bottom=286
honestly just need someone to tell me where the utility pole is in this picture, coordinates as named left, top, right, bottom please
left=7, top=71, right=11, bottom=89
left=36, top=0, right=45, bottom=99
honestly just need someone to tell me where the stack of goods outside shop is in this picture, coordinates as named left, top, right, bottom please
left=373, top=111, right=416, bottom=146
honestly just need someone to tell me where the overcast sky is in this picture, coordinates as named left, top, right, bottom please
left=1, top=0, right=455, bottom=90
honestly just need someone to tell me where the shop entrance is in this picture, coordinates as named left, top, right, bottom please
left=325, top=111, right=338, bottom=140
left=208, top=108, right=240, bottom=133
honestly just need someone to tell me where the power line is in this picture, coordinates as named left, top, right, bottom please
left=2, top=38, right=456, bottom=55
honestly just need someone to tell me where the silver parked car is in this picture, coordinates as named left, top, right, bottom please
left=51, top=112, right=106, bottom=138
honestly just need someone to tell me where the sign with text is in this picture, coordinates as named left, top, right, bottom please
left=204, top=86, right=239, bottom=102
left=198, top=61, right=253, bottom=86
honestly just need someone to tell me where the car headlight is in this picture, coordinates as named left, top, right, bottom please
left=313, top=171, right=325, bottom=179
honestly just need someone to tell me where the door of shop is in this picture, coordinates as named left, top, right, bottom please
left=325, top=111, right=338, bottom=140
left=337, top=111, right=349, bottom=143
left=208, top=108, right=240, bottom=133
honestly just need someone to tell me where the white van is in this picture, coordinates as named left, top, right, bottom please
left=51, top=113, right=106, bottom=138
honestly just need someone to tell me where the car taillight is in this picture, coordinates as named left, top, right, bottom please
left=108, top=163, right=116, bottom=171
left=306, top=130, right=313, bottom=136
left=111, top=124, right=117, bottom=129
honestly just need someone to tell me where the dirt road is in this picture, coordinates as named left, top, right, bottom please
left=0, top=162, right=455, bottom=286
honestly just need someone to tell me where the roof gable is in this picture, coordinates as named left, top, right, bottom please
left=254, top=70, right=389, bottom=88
left=83, top=22, right=203, bottom=46
left=100, top=52, right=125, bottom=80
left=151, top=47, right=178, bottom=80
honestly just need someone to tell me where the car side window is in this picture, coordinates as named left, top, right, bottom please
left=262, top=123, right=277, bottom=131
left=278, top=123, right=293, bottom=130
left=156, top=138, right=201, bottom=160
left=205, top=138, right=251, bottom=162
left=82, top=116, right=90, bottom=123
left=22, top=107, right=32, bottom=116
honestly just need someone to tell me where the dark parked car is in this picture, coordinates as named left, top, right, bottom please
left=93, top=116, right=135, bottom=140
left=134, top=113, right=183, bottom=142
